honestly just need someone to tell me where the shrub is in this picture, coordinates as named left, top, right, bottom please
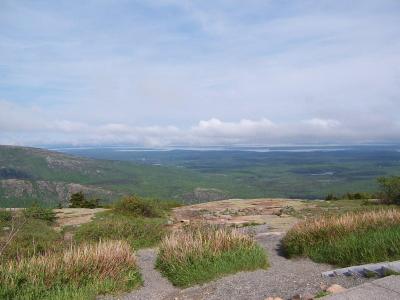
left=114, top=196, right=161, bottom=217
left=156, top=224, right=268, bottom=287
left=343, top=192, right=374, bottom=200
left=69, top=192, right=100, bottom=209
left=0, top=240, right=141, bottom=299
left=325, top=193, right=338, bottom=201
left=325, top=192, right=374, bottom=201
left=0, top=210, right=12, bottom=223
left=23, top=205, right=56, bottom=223
left=378, top=176, right=400, bottom=204
left=282, top=209, right=400, bottom=266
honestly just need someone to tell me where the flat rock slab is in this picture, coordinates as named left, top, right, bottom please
left=322, top=261, right=400, bottom=277
left=324, top=276, right=400, bottom=300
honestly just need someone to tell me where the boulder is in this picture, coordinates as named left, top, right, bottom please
left=326, top=284, right=346, bottom=294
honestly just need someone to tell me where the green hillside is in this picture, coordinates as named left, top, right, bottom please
left=0, top=146, right=234, bottom=207
left=1, top=145, right=400, bottom=207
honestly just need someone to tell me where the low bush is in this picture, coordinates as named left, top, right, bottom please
left=325, top=192, right=375, bottom=201
left=23, top=205, right=56, bottom=223
left=282, top=209, right=400, bottom=266
left=69, top=192, right=101, bottom=209
left=113, top=196, right=162, bottom=217
left=378, top=176, right=400, bottom=204
left=0, top=210, right=12, bottom=223
left=74, top=212, right=167, bottom=249
left=0, top=240, right=141, bottom=299
left=156, top=224, right=268, bottom=287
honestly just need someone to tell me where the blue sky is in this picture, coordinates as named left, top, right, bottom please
left=1, top=0, right=400, bottom=146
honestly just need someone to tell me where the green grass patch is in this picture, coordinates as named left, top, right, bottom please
left=74, top=211, right=168, bottom=249
left=74, top=196, right=178, bottom=249
left=1, top=219, right=63, bottom=260
left=305, top=226, right=400, bottom=266
left=156, top=225, right=268, bottom=287
left=283, top=209, right=400, bottom=266
left=315, top=291, right=330, bottom=298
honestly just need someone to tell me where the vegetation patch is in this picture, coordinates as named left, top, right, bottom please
left=2, top=219, right=63, bottom=260
left=69, top=191, right=101, bottom=209
left=113, top=195, right=180, bottom=217
left=23, top=205, right=57, bottom=223
left=74, top=196, right=178, bottom=249
left=283, top=209, right=400, bottom=266
left=1, top=208, right=61, bottom=261
left=156, top=224, right=268, bottom=287
left=0, top=240, right=142, bottom=299
left=74, top=211, right=167, bottom=249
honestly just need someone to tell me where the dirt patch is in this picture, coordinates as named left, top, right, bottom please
left=54, top=208, right=108, bottom=229
left=172, top=198, right=312, bottom=232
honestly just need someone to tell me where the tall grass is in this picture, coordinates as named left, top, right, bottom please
left=1, top=219, right=63, bottom=261
left=156, top=224, right=268, bottom=287
left=283, top=209, right=400, bottom=266
left=0, top=240, right=142, bottom=299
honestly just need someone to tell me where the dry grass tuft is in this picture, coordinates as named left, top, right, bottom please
left=158, top=224, right=255, bottom=263
left=0, top=240, right=141, bottom=299
left=283, top=208, right=400, bottom=266
left=287, top=209, right=400, bottom=242
left=156, top=223, right=268, bottom=286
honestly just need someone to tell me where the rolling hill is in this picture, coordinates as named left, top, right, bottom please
left=0, top=145, right=228, bottom=207
left=1, top=145, right=399, bottom=207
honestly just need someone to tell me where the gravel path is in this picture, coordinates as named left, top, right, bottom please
left=119, top=249, right=178, bottom=300
left=120, top=225, right=371, bottom=300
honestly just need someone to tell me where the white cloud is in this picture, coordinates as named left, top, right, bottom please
left=0, top=1, right=399, bottom=145
left=303, top=118, right=341, bottom=129
left=0, top=99, right=399, bottom=146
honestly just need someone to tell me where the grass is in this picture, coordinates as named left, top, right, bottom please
left=74, top=211, right=168, bottom=249
left=74, top=196, right=178, bottom=249
left=1, top=218, right=63, bottom=261
left=282, top=209, right=400, bottom=266
left=156, top=224, right=268, bottom=287
left=0, top=240, right=142, bottom=299
left=0, top=196, right=177, bottom=299
left=315, top=291, right=330, bottom=298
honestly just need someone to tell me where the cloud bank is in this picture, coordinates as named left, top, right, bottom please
left=1, top=100, right=399, bottom=146
left=0, top=1, right=399, bottom=146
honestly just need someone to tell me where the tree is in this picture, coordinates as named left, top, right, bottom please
left=69, top=192, right=100, bottom=208
left=69, top=191, right=85, bottom=208
left=377, top=176, right=400, bottom=204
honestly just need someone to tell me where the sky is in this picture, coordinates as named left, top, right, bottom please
left=1, top=0, right=400, bottom=147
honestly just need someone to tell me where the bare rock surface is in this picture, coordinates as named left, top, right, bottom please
left=323, top=276, right=400, bottom=300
